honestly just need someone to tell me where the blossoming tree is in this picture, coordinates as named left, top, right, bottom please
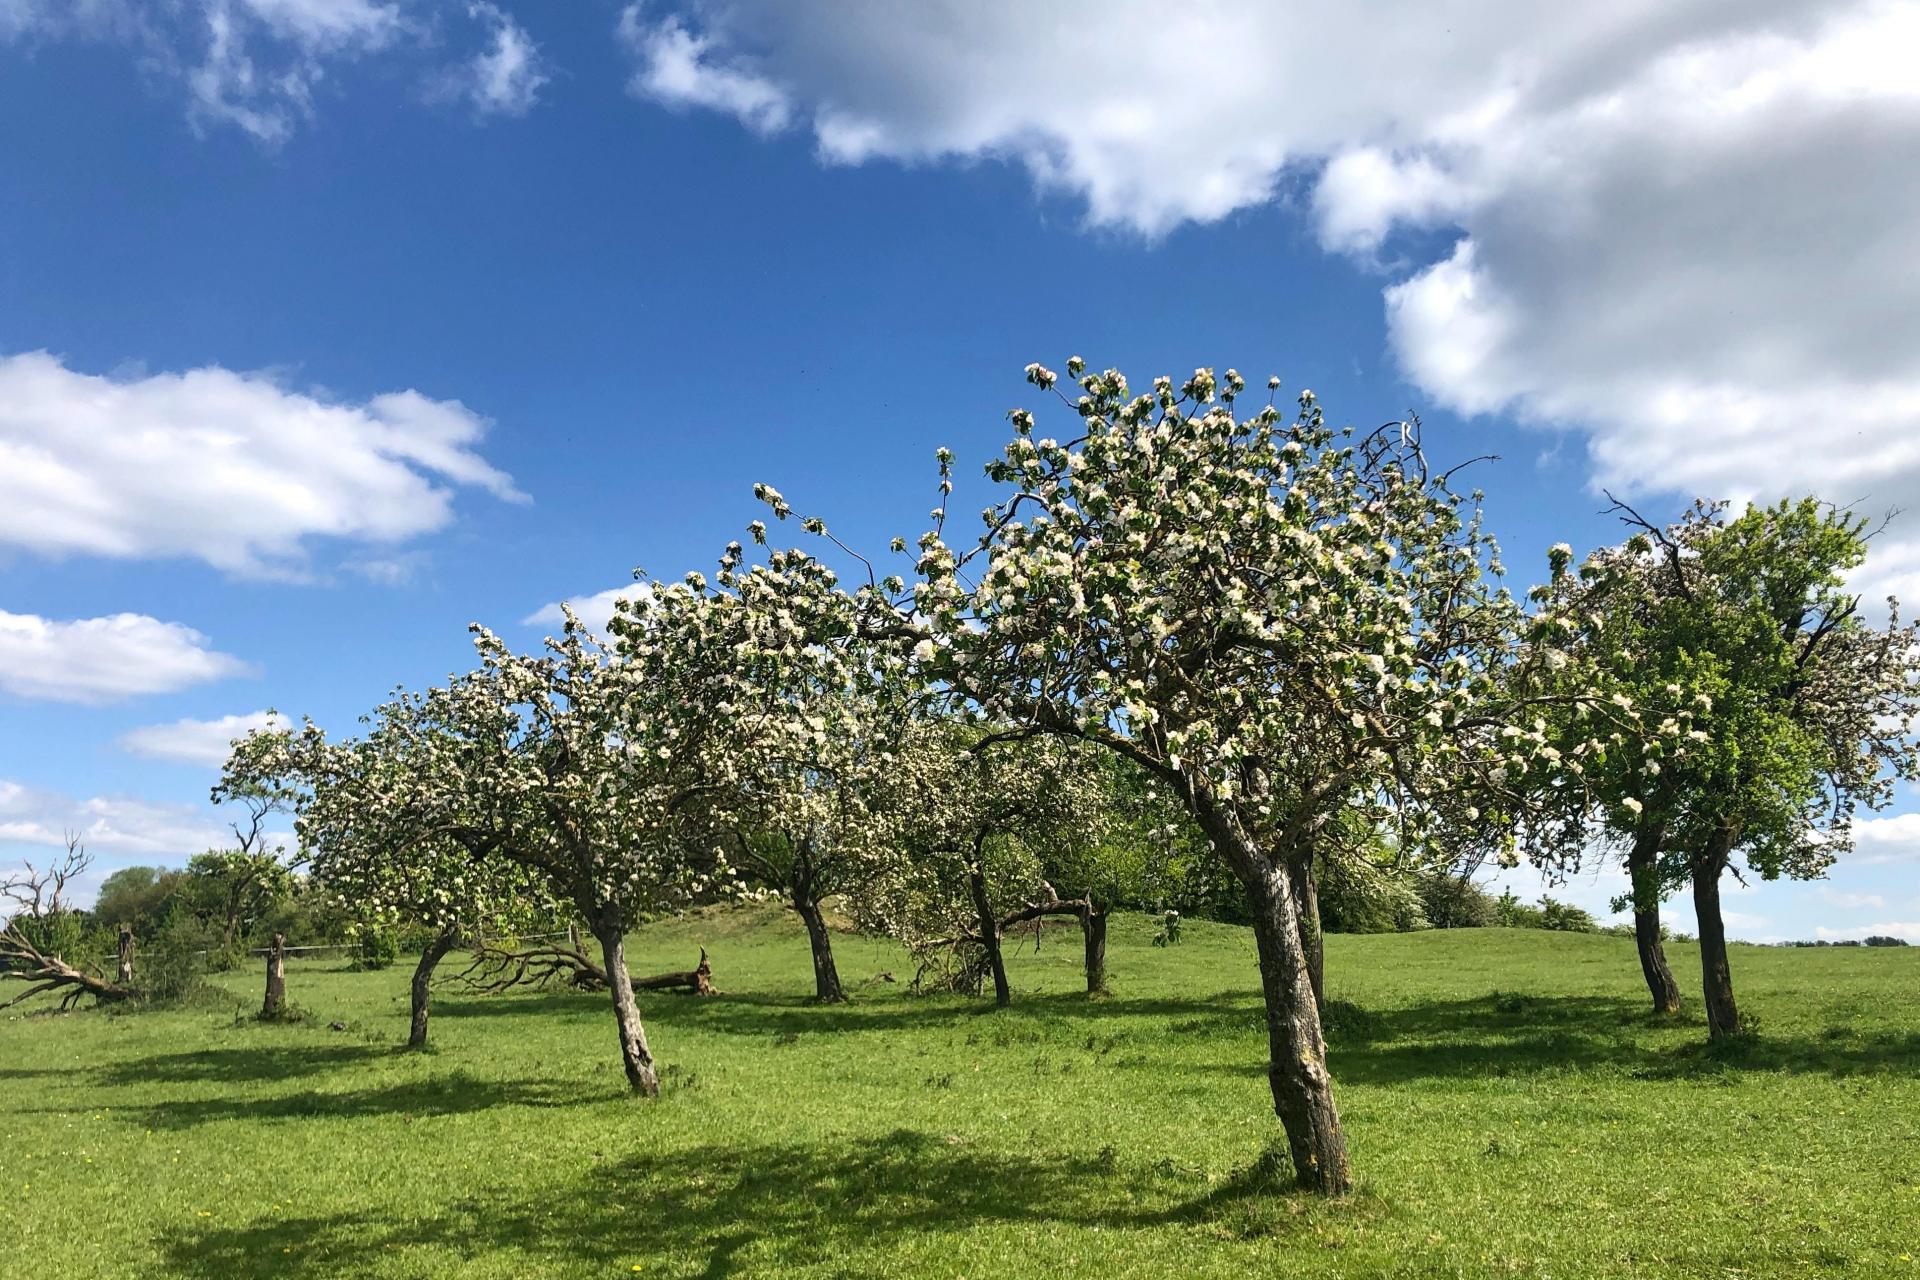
left=219, top=720, right=560, bottom=1049
left=1529, top=498, right=1920, bottom=1038
left=628, top=542, right=914, bottom=1005
left=763, top=358, right=1629, bottom=1194
left=865, top=725, right=1116, bottom=1003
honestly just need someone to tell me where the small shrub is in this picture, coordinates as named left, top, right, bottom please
left=1151, top=909, right=1182, bottom=947
left=352, top=928, right=399, bottom=970
left=1420, top=874, right=1496, bottom=928
left=1538, top=895, right=1599, bottom=933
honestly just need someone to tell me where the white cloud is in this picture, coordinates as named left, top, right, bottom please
left=0, top=779, right=228, bottom=858
left=437, top=1, right=546, bottom=117
left=1817, top=921, right=1920, bottom=942
left=4, top=0, right=550, bottom=141
left=618, top=5, right=789, bottom=134
left=523, top=582, right=650, bottom=635
left=118, top=710, right=288, bottom=768
left=0, top=610, right=249, bottom=705
left=617, top=1, right=1920, bottom=562
left=186, top=0, right=402, bottom=143
left=1849, top=811, right=1920, bottom=864
left=1818, top=887, right=1887, bottom=910
left=0, top=351, right=524, bottom=577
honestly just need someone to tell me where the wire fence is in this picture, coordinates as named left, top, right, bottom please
left=91, top=930, right=577, bottom=964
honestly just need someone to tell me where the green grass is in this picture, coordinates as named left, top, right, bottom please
left=4, top=908, right=1919, bottom=1278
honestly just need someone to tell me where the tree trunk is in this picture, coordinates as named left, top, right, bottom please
left=407, top=926, right=460, bottom=1049
left=115, top=925, right=135, bottom=985
left=1194, top=800, right=1351, bottom=1195
left=795, top=896, right=846, bottom=1004
left=1287, top=851, right=1325, bottom=1011
left=1625, top=825, right=1682, bottom=1015
left=261, top=932, right=286, bottom=1019
left=1691, top=827, right=1742, bottom=1042
left=968, top=864, right=1010, bottom=1008
left=1081, top=900, right=1109, bottom=995
left=594, top=921, right=661, bottom=1096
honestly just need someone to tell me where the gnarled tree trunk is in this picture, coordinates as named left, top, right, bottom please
left=1081, top=899, right=1109, bottom=995
left=261, top=932, right=286, bottom=1019
left=1625, top=825, right=1682, bottom=1015
left=967, top=862, right=1010, bottom=1008
left=1691, top=824, right=1743, bottom=1042
left=408, top=926, right=461, bottom=1049
left=1195, top=799, right=1350, bottom=1195
left=1287, top=851, right=1325, bottom=1012
left=115, top=925, right=135, bottom=985
left=794, top=894, right=846, bottom=1004
left=594, top=919, right=660, bottom=1096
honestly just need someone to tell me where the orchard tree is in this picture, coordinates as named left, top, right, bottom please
left=203, top=762, right=301, bottom=954
left=866, top=726, right=1114, bottom=1004
left=220, top=722, right=560, bottom=1049
left=761, top=358, right=1642, bottom=1193
left=346, top=613, right=744, bottom=1094
left=1533, top=499, right=1920, bottom=1038
left=660, top=556, right=913, bottom=1005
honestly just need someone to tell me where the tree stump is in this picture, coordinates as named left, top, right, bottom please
left=261, top=932, right=287, bottom=1019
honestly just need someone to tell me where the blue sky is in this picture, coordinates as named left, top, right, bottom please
left=2, top=0, right=1916, bottom=942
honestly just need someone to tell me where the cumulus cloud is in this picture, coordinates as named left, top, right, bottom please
left=1848, top=811, right=1920, bottom=864
left=118, top=710, right=288, bottom=768
left=616, top=1, right=1920, bottom=559
left=0, top=351, right=524, bottom=577
left=0, top=610, right=249, bottom=704
left=523, top=582, right=650, bottom=635
left=0, top=779, right=228, bottom=858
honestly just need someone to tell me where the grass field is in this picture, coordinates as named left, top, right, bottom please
left=4, top=907, right=1918, bottom=1279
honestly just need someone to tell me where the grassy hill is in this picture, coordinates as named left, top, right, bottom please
left=4, top=907, right=1917, bottom=1278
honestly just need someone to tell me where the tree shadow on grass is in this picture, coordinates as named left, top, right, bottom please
left=117, top=1069, right=615, bottom=1130
left=1314, top=993, right=1920, bottom=1084
left=659, top=988, right=1259, bottom=1042
left=92, top=1044, right=390, bottom=1087
left=157, top=1129, right=1367, bottom=1279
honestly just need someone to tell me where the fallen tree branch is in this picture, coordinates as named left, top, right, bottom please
left=632, top=948, right=715, bottom=996
left=1, top=929, right=142, bottom=1011
left=444, top=942, right=715, bottom=996
left=2, top=838, right=144, bottom=1012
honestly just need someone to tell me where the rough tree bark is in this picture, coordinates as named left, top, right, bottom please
left=1194, top=797, right=1351, bottom=1195
left=593, top=918, right=661, bottom=1096
left=115, top=925, right=135, bottom=985
left=967, top=859, right=1011, bottom=1008
left=1081, top=899, right=1109, bottom=996
left=1286, top=851, right=1325, bottom=1012
left=407, top=926, right=461, bottom=1049
left=1691, top=823, right=1743, bottom=1042
left=1625, top=825, right=1682, bottom=1015
left=261, top=932, right=286, bottom=1019
left=794, top=895, right=846, bottom=1004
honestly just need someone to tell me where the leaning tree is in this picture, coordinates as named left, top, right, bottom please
left=1534, top=498, right=1920, bottom=1039
left=759, top=359, right=1643, bottom=1194
left=220, top=720, right=562, bottom=1048
left=341, top=610, right=746, bottom=1094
